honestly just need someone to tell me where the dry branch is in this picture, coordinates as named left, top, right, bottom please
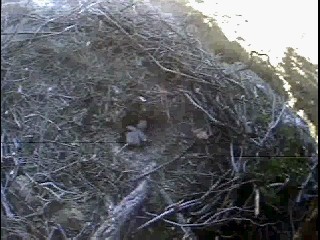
left=1, top=0, right=316, bottom=239
left=93, top=180, right=150, bottom=239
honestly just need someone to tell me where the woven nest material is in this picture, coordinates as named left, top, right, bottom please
left=1, top=0, right=317, bottom=239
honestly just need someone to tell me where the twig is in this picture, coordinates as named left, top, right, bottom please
left=230, top=142, right=240, bottom=174
left=259, top=103, right=286, bottom=146
left=1, top=184, right=15, bottom=219
left=93, top=180, right=150, bottom=239
left=254, top=184, right=260, bottom=217
left=136, top=208, right=176, bottom=231
left=133, top=142, right=194, bottom=181
left=158, top=187, right=196, bottom=239
left=182, top=92, right=225, bottom=126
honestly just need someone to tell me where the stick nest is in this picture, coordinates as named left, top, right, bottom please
left=1, top=0, right=317, bottom=239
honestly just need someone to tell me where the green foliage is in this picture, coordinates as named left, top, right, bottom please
left=250, top=157, right=308, bottom=184
left=265, top=157, right=308, bottom=182
left=255, top=113, right=272, bottom=126
left=276, top=126, right=304, bottom=156
left=249, top=125, right=309, bottom=184
left=280, top=47, right=318, bottom=133
left=250, top=157, right=309, bottom=205
left=260, top=185, right=281, bottom=205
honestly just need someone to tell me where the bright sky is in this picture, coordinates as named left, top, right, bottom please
left=187, top=0, right=318, bottom=66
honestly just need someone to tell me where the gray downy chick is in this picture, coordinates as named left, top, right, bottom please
left=125, top=126, right=147, bottom=146
left=116, top=124, right=148, bottom=155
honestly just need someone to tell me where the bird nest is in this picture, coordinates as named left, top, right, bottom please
left=1, top=0, right=317, bottom=239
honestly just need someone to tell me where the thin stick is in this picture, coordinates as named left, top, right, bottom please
left=115, top=143, right=129, bottom=155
